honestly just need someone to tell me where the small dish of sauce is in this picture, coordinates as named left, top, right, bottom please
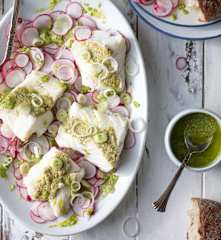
left=165, top=109, right=221, bottom=171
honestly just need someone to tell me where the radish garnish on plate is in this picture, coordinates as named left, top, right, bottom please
left=78, top=15, right=97, bottom=29
left=21, top=27, right=42, bottom=47
left=52, top=14, right=73, bottom=36
left=33, top=14, right=53, bottom=30
left=66, top=2, right=83, bottom=19
left=29, top=47, right=45, bottom=70
left=5, top=69, right=26, bottom=88
left=152, top=0, right=173, bottom=17
left=37, top=202, right=57, bottom=221
left=74, top=26, right=92, bottom=41
left=15, top=53, right=29, bottom=68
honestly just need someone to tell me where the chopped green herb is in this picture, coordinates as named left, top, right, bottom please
left=80, top=85, right=91, bottom=94
left=133, top=100, right=140, bottom=108
left=49, top=214, right=78, bottom=228
left=9, top=184, right=15, bottom=192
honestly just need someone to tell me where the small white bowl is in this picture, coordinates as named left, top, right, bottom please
left=165, top=109, right=221, bottom=172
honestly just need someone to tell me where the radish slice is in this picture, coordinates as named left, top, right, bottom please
left=107, top=95, right=121, bottom=109
left=0, top=136, right=9, bottom=154
left=0, top=73, right=3, bottom=84
left=15, top=53, right=29, bottom=68
left=137, top=0, right=154, bottom=5
left=52, top=59, right=78, bottom=83
left=30, top=210, right=46, bottom=224
left=37, top=202, right=57, bottom=221
left=52, top=14, right=73, bottom=36
left=23, top=61, right=33, bottom=75
left=0, top=123, right=15, bottom=139
left=74, top=26, right=92, bottom=41
left=170, top=0, right=179, bottom=8
left=66, top=2, right=83, bottom=19
left=14, top=167, right=23, bottom=180
left=16, top=179, right=26, bottom=189
left=29, top=47, right=45, bottom=70
left=21, top=27, right=41, bottom=47
left=31, top=201, right=42, bottom=217
left=19, top=187, right=32, bottom=201
left=152, top=0, right=173, bottom=17
left=124, top=131, right=136, bottom=149
left=78, top=160, right=96, bottom=179
left=2, top=60, right=17, bottom=79
left=5, top=69, right=26, bottom=88
left=41, top=53, right=54, bottom=74
left=129, top=118, right=147, bottom=133
left=112, top=106, right=130, bottom=118
left=55, top=48, right=75, bottom=61
left=102, top=57, right=118, bottom=73
left=78, top=15, right=97, bottom=29
left=92, top=186, right=100, bottom=199
left=50, top=10, right=65, bottom=21
left=33, top=14, right=53, bottom=30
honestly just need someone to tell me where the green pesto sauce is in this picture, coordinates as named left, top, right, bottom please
left=0, top=87, right=53, bottom=117
left=49, top=214, right=78, bottom=228
left=40, top=28, right=64, bottom=46
left=101, top=174, right=118, bottom=197
left=171, top=113, right=221, bottom=168
left=64, top=118, right=118, bottom=166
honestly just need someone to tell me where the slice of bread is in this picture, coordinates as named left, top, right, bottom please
left=187, top=198, right=221, bottom=240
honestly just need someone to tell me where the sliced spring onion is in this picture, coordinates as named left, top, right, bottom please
left=102, top=57, right=118, bottom=73
left=77, top=94, right=87, bottom=105
left=81, top=49, right=91, bottom=61
left=107, top=95, right=121, bottom=109
left=96, top=101, right=108, bottom=112
left=120, top=92, right=132, bottom=105
left=31, top=93, right=44, bottom=107
left=56, top=96, right=72, bottom=111
left=93, top=132, right=108, bottom=144
left=91, top=63, right=108, bottom=80
left=102, top=88, right=116, bottom=99
left=71, top=181, right=81, bottom=193
left=56, top=109, right=68, bottom=123
left=129, top=118, right=146, bottom=133
left=20, top=162, right=30, bottom=175
left=48, top=122, right=60, bottom=136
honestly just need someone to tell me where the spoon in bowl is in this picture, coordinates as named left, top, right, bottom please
left=152, top=129, right=214, bottom=212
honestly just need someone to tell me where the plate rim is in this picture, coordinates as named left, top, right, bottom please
left=129, top=1, right=221, bottom=40
left=0, top=1, right=149, bottom=236
left=132, top=0, right=221, bottom=28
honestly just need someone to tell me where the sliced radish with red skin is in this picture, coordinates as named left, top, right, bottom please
left=41, top=53, right=54, bottom=74
left=55, top=48, right=75, bottom=61
left=52, top=14, right=73, bottom=36
left=31, top=202, right=42, bottom=217
left=29, top=47, right=45, bottom=70
left=23, top=61, right=33, bottom=75
left=66, top=2, right=83, bottom=19
left=88, top=177, right=97, bottom=186
left=170, top=0, right=179, bottom=8
left=50, top=10, right=65, bottom=21
left=152, top=0, right=173, bottom=17
left=73, top=77, right=82, bottom=92
left=16, top=23, right=25, bottom=42
left=19, top=187, right=32, bottom=202
left=137, top=0, right=154, bottom=5
left=21, top=27, right=41, bottom=47
left=12, top=160, right=20, bottom=170
left=2, top=60, right=17, bottom=79
left=33, top=14, right=53, bottom=30
left=92, top=186, right=100, bottom=199
left=74, top=26, right=92, bottom=41
left=16, top=179, right=26, bottom=189
left=14, top=167, right=23, bottom=180
left=78, top=160, right=96, bottom=179
left=124, top=131, right=136, bottom=150
left=52, top=59, right=78, bottom=82
left=85, top=92, right=94, bottom=105
left=37, top=202, right=57, bottom=221
left=0, top=123, right=15, bottom=139
left=15, top=53, right=29, bottom=68
left=94, top=179, right=105, bottom=188
left=5, top=69, right=26, bottom=88
left=44, top=44, right=59, bottom=55
left=0, top=73, right=3, bottom=84
left=112, top=106, right=130, bottom=118
left=78, top=15, right=97, bottom=29
left=30, top=210, right=46, bottom=224
left=0, top=136, right=9, bottom=154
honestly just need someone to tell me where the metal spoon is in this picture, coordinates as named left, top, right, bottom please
left=0, top=0, right=20, bottom=66
left=152, top=130, right=213, bottom=212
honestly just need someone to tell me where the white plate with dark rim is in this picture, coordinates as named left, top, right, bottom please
left=133, top=0, right=221, bottom=27
left=0, top=0, right=148, bottom=236
left=130, top=0, right=221, bottom=40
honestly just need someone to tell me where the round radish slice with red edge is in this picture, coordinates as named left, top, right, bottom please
left=41, top=53, right=54, bottom=74
left=78, top=160, right=96, bottom=179
left=23, top=61, right=33, bottom=75
left=0, top=123, right=15, bottom=139
left=15, top=53, right=29, bottom=68
left=5, top=69, right=26, bottom=88
left=16, top=179, right=26, bottom=189
left=29, top=47, right=45, bottom=70
left=0, top=73, right=3, bottom=84
left=2, top=60, right=17, bottom=79
left=19, top=187, right=32, bottom=201
left=138, top=0, right=154, bottom=5
left=124, top=131, right=136, bottom=149
left=30, top=210, right=46, bottom=224
left=50, top=10, right=65, bottom=21
left=31, top=202, right=42, bottom=217
left=170, top=0, right=179, bottom=8
left=74, top=26, right=92, bottom=41
left=21, top=27, right=41, bottom=47
left=66, top=2, right=83, bottom=19
left=152, top=0, right=173, bottom=17
left=55, top=48, right=75, bottom=61
left=52, top=59, right=78, bottom=83
left=0, top=136, right=8, bottom=154
left=37, top=202, right=57, bottom=221
left=78, top=15, right=97, bottom=29
left=14, top=167, right=23, bottom=180
left=112, top=106, right=130, bottom=118
left=33, top=14, right=53, bottom=30
left=52, top=14, right=73, bottom=36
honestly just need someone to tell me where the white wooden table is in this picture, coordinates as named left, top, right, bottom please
left=1, top=0, right=221, bottom=239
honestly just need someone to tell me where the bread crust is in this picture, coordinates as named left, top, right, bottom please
left=197, top=0, right=221, bottom=21
left=187, top=198, right=221, bottom=240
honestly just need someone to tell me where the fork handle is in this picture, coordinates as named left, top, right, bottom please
left=152, top=153, right=192, bottom=212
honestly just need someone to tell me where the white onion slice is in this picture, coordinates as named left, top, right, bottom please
left=102, top=57, right=118, bottom=73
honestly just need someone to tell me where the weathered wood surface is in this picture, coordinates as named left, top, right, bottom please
left=1, top=0, right=220, bottom=239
